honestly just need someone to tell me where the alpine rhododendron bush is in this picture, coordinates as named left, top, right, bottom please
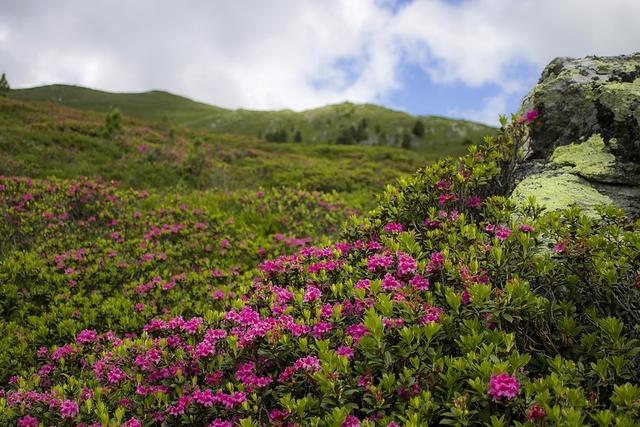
left=1, top=117, right=640, bottom=426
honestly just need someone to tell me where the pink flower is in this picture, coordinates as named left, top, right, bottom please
left=293, top=355, right=320, bottom=372
left=195, top=340, right=215, bottom=359
left=410, top=274, right=429, bottom=291
left=381, top=273, right=402, bottom=291
left=495, top=224, right=511, bottom=241
left=421, top=305, right=444, bottom=324
left=304, top=285, right=322, bottom=302
left=76, top=329, right=97, bottom=345
left=396, top=252, right=417, bottom=276
left=554, top=241, right=566, bottom=254
left=107, top=366, right=126, bottom=384
left=461, top=290, right=470, bottom=305
left=313, top=322, right=333, bottom=339
left=528, top=404, right=547, bottom=420
left=367, top=253, right=394, bottom=271
left=383, top=222, right=404, bottom=233
left=335, top=346, right=354, bottom=358
left=524, top=109, right=539, bottom=124
left=17, top=415, right=39, bottom=427
left=269, top=408, right=290, bottom=422
left=355, top=279, right=370, bottom=290
left=59, top=399, right=79, bottom=419
left=468, top=195, right=482, bottom=209
left=123, top=418, right=143, bottom=427
left=193, top=389, right=216, bottom=407
left=346, top=323, right=368, bottom=342
left=518, top=224, right=534, bottom=232
left=488, top=373, right=520, bottom=400
left=342, top=415, right=361, bottom=427
left=209, top=420, right=233, bottom=427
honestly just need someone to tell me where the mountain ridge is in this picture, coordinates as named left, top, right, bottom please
left=10, top=84, right=495, bottom=155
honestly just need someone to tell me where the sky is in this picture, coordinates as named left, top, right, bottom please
left=1, top=0, right=639, bottom=125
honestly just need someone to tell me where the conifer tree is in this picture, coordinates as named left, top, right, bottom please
left=0, top=73, right=10, bottom=97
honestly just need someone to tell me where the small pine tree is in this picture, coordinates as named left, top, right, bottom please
left=103, top=107, right=123, bottom=138
left=412, top=120, right=425, bottom=138
left=0, top=73, right=10, bottom=97
left=294, top=130, right=303, bottom=143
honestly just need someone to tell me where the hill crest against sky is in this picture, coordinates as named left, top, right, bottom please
left=10, top=84, right=495, bottom=152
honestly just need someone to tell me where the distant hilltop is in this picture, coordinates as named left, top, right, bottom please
left=9, top=84, right=494, bottom=154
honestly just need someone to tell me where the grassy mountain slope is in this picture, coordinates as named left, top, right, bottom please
left=0, top=96, right=427, bottom=208
left=10, top=84, right=495, bottom=156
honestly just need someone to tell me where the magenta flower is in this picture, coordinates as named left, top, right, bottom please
left=346, top=323, right=369, bottom=342
left=17, top=415, right=39, bottom=427
left=420, top=305, right=444, bottom=324
left=397, top=252, right=417, bottom=276
left=335, top=346, right=354, bottom=358
left=528, top=403, right=547, bottom=420
left=59, top=399, right=79, bottom=419
left=342, top=415, right=361, bottom=427
left=554, top=241, right=566, bottom=254
left=488, top=373, right=520, bottom=400
left=410, top=274, right=430, bottom=291
left=75, top=329, right=97, bottom=345
left=209, top=420, right=233, bottom=427
left=304, top=284, right=322, bottom=302
left=468, top=195, right=482, bottom=209
left=381, top=273, right=402, bottom=291
left=383, top=222, right=404, bottom=233
left=495, top=224, right=511, bottom=241
left=524, top=109, right=539, bottom=124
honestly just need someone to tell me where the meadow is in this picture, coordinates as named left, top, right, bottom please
left=1, top=96, right=639, bottom=426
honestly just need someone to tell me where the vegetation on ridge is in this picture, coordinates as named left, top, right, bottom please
left=9, top=84, right=495, bottom=155
left=0, top=96, right=429, bottom=209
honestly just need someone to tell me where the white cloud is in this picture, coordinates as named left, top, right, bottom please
left=1, top=0, right=639, bottom=124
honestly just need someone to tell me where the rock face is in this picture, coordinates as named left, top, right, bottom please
left=512, top=54, right=640, bottom=217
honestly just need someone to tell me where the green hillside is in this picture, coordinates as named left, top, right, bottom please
left=10, top=84, right=495, bottom=156
left=0, top=96, right=428, bottom=209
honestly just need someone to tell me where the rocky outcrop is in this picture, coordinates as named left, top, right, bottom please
left=512, top=54, right=640, bottom=217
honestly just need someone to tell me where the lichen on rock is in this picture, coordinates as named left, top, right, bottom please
left=511, top=164, right=613, bottom=215
left=512, top=54, right=640, bottom=218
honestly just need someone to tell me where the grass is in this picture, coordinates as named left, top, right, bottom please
left=0, top=96, right=432, bottom=209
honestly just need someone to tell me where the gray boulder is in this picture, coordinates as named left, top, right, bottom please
left=512, top=54, right=640, bottom=217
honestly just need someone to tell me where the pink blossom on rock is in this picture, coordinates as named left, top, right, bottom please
left=524, top=109, right=539, bottom=124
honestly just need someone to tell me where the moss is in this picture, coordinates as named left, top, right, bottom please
left=511, top=169, right=612, bottom=214
left=550, top=134, right=617, bottom=180
left=598, top=80, right=640, bottom=123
